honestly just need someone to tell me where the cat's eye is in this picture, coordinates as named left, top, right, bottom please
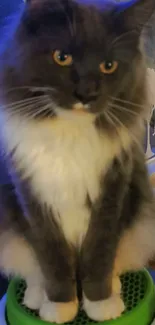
left=53, top=50, right=73, bottom=66
left=100, top=61, right=118, bottom=74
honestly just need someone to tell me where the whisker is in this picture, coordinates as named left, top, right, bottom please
left=30, top=87, right=55, bottom=93
left=109, top=96, right=146, bottom=109
left=108, top=108, right=141, bottom=147
left=5, top=103, right=45, bottom=118
left=104, top=110, right=119, bottom=130
left=5, top=86, right=36, bottom=93
left=108, top=109, right=126, bottom=130
left=108, top=102, right=139, bottom=117
left=5, top=86, right=55, bottom=94
left=4, top=97, right=50, bottom=120
left=33, top=103, right=53, bottom=117
left=10, top=98, right=48, bottom=110
left=22, top=103, right=54, bottom=121
left=9, top=100, right=50, bottom=117
left=1, top=95, right=49, bottom=111
left=9, top=100, right=45, bottom=112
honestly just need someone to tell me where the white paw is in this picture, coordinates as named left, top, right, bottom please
left=83, top=294, right=125, bottom=321
left=23, top=285, right=44, bottom=310
left=112, top=276, right=122, bottom=294
left=39, top=298, right=79, bottom=324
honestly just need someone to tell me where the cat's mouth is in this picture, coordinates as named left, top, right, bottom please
left=72, top=103, right=91, bottom=114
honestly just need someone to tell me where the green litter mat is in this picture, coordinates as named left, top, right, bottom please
left=6, top=270, right=155, bottom=325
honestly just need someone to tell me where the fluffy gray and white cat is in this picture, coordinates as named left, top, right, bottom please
left=0, top=0, right=155, bottom=323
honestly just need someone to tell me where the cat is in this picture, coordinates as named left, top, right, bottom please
left=0, top=0, right=155, bottom=323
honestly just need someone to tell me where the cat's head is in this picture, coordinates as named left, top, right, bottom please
left=1, top=0, right=155, bottom=128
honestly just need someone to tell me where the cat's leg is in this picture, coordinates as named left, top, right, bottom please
left=84, top=202, right=155, bottom=322
left=0, top=226, right=78, bottom=323
left=0, top=181, right=78, bottom=323
left=81, top=245, right=125, bottom=322
left=24, top=227, right=78, bottom=323
left=0, top=230, right=45, bottom=310
left=82, top=275, right=124, bottom=321
left=81, top=159, right=128, bottom=321
left=12, top=184, right=78, bottom=323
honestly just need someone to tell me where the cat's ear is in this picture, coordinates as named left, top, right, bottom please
left=114, top=0, right=155, bottom=33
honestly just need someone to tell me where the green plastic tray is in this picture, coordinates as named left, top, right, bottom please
left=6, top=270, right=155, bottom=325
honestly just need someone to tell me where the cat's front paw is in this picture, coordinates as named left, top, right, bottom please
left=39, top=298, right=79, bottom=323
left=23, top=285, right=44, bottom=310
left=83, top=294, right=125, bottom=321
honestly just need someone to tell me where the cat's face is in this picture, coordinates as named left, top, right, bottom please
left=1, top=0, right=155, bottom=126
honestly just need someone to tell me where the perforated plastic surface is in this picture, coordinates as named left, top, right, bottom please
left=15, top=272, right=146, bottom=324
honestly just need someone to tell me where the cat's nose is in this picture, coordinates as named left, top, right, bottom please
left=74, top=79, right=100, bottom=103
left=74, top=91, right=98, bottom=104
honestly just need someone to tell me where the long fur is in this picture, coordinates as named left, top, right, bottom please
left=0, top=0, right=155, bottom=323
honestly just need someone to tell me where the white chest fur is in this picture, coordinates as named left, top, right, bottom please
left=0, top=112, right=126, bottom=245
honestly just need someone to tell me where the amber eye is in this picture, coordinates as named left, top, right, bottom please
left=52, top=50, right=73, bottom=66
left=100, top=61, right=118, bottom=74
